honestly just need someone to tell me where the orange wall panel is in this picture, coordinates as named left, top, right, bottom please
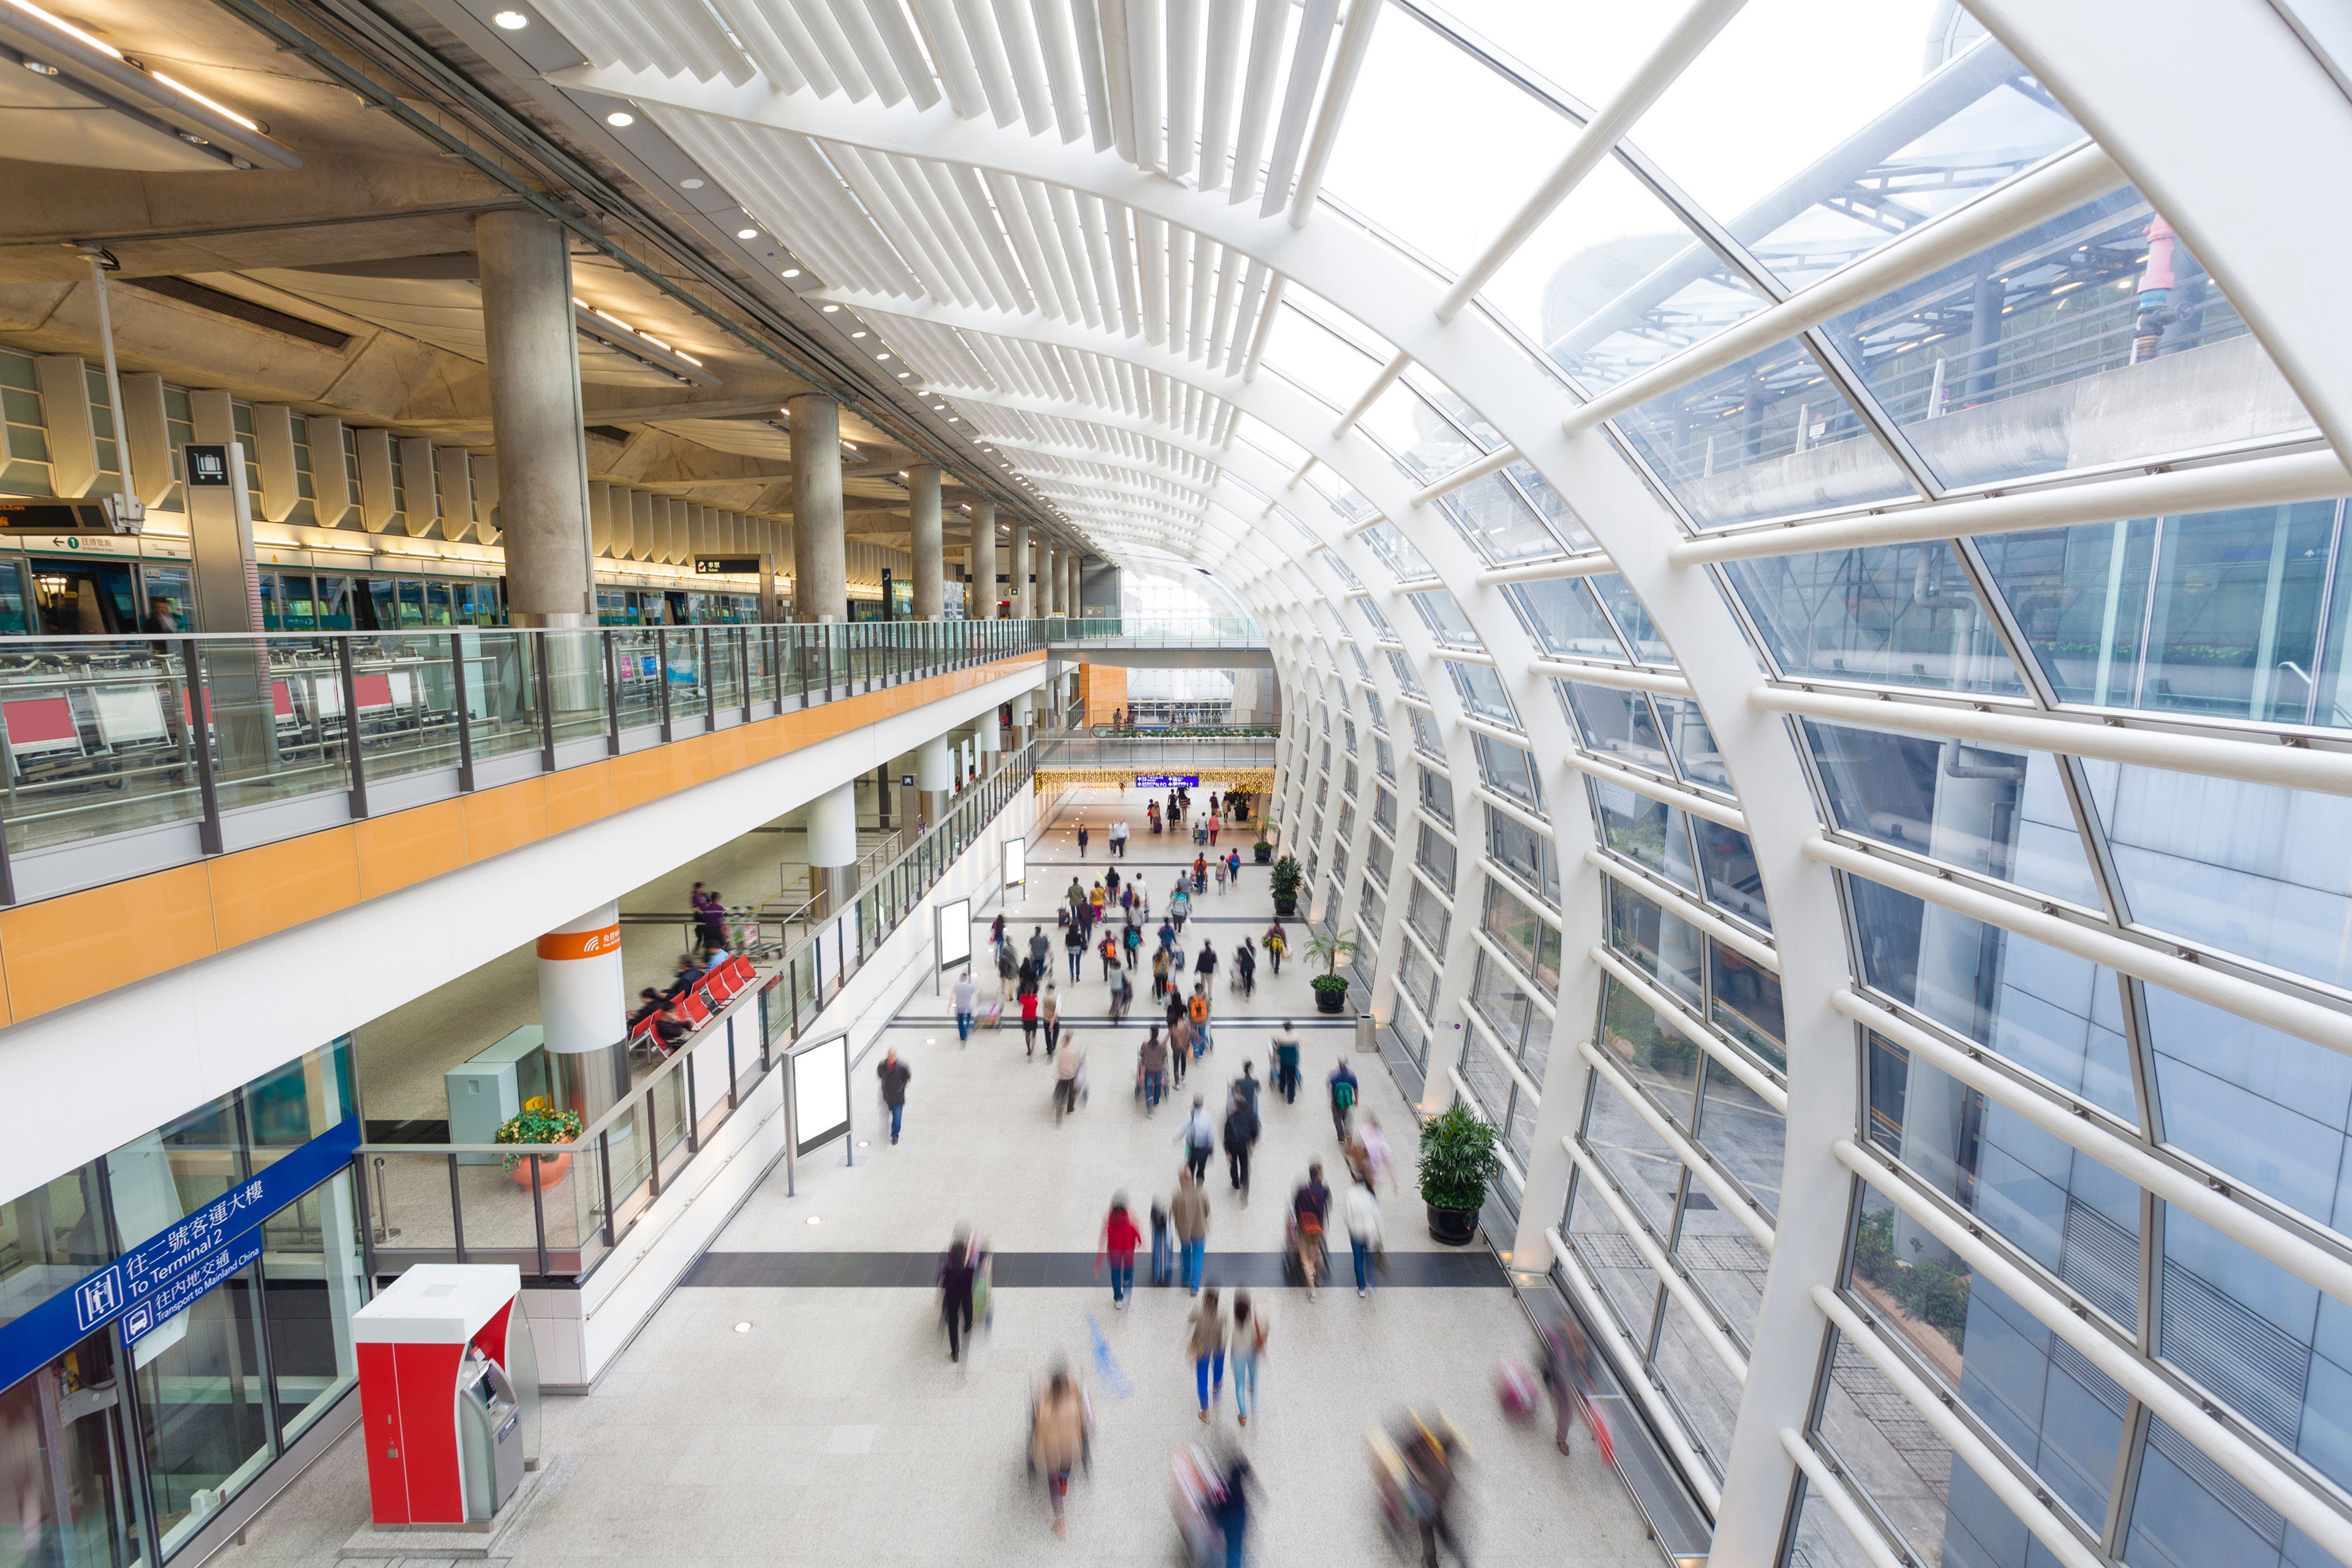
left=0, top=864, right=214, bottom=1020
left=209, top=828, right=363, bottom=949
left=462, top=779, right=549, bottom=861
left=356, top=801, right=467, bottom=899
left=541, top=764, right=612, bottom=835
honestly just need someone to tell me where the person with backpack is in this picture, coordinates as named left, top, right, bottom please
left=1189, top=984, right=1214, bottom=1056
left=1291, top=1163, right=1331, bottom=1299
left=1264, top=921, right=1287, bottom=974
left=1329, top=1058, right=1360, bottom=1143
left=1098, top=929, right=1120, bottom=980
left=1170, top=882, right=1191, bottom=931
left=1223, top=1086, right=1260, bottom=1195
left=1139, top=1027, right=1168, bottom=1112
left=1233, top=939, right=1256, bottom=998
left=997, top=938, right=1019, bottom=1000
left=1152, top=946, right=1172, bottom=1003
left=1179, top=1095, right=1216, bottom=1186
left=1109, top=963, right=1133, bottom=1022
left=1123, top=920, right=1142, bottom=970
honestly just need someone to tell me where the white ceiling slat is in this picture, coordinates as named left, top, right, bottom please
left=1135, top=211, right=1169, bottom=345
left=1044, top=184, right=1103, bottom=328
left=774, top=135, right=917, bottom=292
left=1196, top=0, right=1243, bottom=190
left=1285, top=0, right=1378, bottom=223
left=1027, top=0, right=1089, bottom=144
left=785, top=0, right=878, bottom=99
left=1226, top=0, right=1289, bottom=205
left=1163, top=222, right=1190, bottom=354
left=1074, top=193, right=1124, bottom=336
left=987, top=0, right=1058, bottom=135
left=948, top=165, right=1038, bottom=313
left=921, top=160, right=1022, bottom=311
left=1256, top=0, right=1339, bottom=217
left=839, top=146, right=959, bottom=299
left=702, top=0, right=810, bottom=89
left=981, top=168, right=1065, bottom=318
left=1223, top=258, right=1270, bottom=377
left=1185, top=232, right=1216, bottom=361
left=886, top=153, right=992, bottom=304
left=1099, top=197, right=1143, bottom=337
left=951, top=0, right=1027, bottom=129
left=1014, top=179, right=1083, bottom=320
left=753, top=0, right=846, bottom=93
left=1125, top=0, right=1166, bottom=170
left=1204, top=236, right=1243, bottom=364
left=1164, top=0, right=1201, bottom=181
left=1095, top=0, right=1140, bottom=165
left=863, top=0, right=944, bottom=110
left=908, top=0, right=991, bottom=116
left=826, top=0, right=915, bottom=104
left=1063, top=0, right=1116, bottom=153
left=835, top=146, right=967, bottom=301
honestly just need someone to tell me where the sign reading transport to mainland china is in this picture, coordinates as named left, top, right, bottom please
left=695, top=557, right=760, bottom=575
left=1136, top=775, right=1199, bottom=788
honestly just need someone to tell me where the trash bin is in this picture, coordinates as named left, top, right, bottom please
left=1355, top=1011, right=1378, bottom=1054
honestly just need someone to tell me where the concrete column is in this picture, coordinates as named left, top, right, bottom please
left=759, top=519, right=780, bottom=621
left=537, top=903, right=628, bottom=1123
left=475, top=209, right=594, bottom=627
left=970, top=501, right=997, bottom=617
left=789, top=394, right=846, bottom=622
left=806, top=779, right=859, bottom=913
left=978, top=700, right=1003, bottom=770
left=1011, top=521, right=1031, bottom=619
left=908, top=464, right=943, bottom=619
left=916, top=731, right=953, bottom=830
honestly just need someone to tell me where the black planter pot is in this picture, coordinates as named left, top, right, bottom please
left=1425, top=1204, right=1479, bottom=1246
left=1253, top=845, right=1272, bottom=864
left=1313, top=982, right=1348, bottom=1015
left=1272, top=895, right=1297, bottom=915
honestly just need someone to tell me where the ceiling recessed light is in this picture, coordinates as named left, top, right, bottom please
left=897, top=371, right=910, bottom=377
left=493, top=8, right=528, bottom=26
left=806, top=1215, right=821, bottom=1225
left=733, top=1321, right=753, bottom=1333
left=781, top=268, right=802, bottom=279
left=851, top=331, right=867, bottom=339
left=736, top=227, right=758, bottom=239
left=606, top=110, right=633, bottom=126
left=876, top=353, right=891, bottom=361
left=822, top=304, right=839, bottom=313
left=680, top=176, right=704, bottom=189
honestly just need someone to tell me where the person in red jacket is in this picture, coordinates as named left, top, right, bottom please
left=1020, top=987, right=1042, bottom=1057
left=1097, top=1194, right=1142, bottom=1308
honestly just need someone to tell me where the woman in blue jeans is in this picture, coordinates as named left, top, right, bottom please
left=1188, top=1287, right=1226, bottom=1419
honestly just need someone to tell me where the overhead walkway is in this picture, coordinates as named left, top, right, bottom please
left=1046, top=614, right=1274, bottom=669
left=0, top=619, right=1043, bottom=1027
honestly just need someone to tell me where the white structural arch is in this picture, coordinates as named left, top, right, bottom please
left=518, top=1, right=2352, bottom=1563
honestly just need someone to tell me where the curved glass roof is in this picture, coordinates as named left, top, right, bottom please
left=531, top=2, right=2352, bottom=1564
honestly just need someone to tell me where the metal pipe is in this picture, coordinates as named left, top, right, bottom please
left=1673, top=449, right=2351, bottom=565
left=1562, top=1137, right=1750, bottom=1383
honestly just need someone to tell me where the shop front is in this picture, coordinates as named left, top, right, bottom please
left=0, top=1040, right=368, bottom=1566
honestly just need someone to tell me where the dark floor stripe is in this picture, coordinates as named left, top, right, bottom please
left=684, top=1250, right=1504, bottom=1289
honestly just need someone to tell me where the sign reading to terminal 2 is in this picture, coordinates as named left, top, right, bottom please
left=1136, top=775, right=1199, bottom=788
left=695, top=557, right=760, bottom=575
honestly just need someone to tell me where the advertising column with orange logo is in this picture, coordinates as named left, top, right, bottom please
left=537, top=902, right=628, bottom=1122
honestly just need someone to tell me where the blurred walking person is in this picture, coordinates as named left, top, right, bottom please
left=1292, top=1163, right=1330, bottom=1299
left=1188, top=1286, right=1227, bottom=1420
left=1042, top=985, right=1063, bottom=1057
left=876, top=1048, right=911, bottom=1145
left=1171, top=1164, right=1211, bottom=1293
left=1223, top=1086, right=1259, bottom=1196
left=951, top=970, right=978, bottom=1042
left=939, top=1231, right=979, bottom=1362
left=1180, top=1095, right=1216, bottom=1186
left=1030, top=1366, right=1091, bottom=1537
left=1230, top=1291, right=1268, bottom=1427
left=1346, top=1174, right=1383, bottom=1298
left=1096, top=1193, right=1140, bottom=1308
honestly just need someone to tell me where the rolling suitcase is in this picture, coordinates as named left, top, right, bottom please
left=982, top=999, right=1005, bottom=1030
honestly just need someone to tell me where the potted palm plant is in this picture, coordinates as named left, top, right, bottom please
left=1252, top=831, right=1273, bottom=865
left=1268, top=853, right=1302, bottom=914
left=1305, top=929, right=1360, bottom=1015
left=497, top=1097, right=582, bottom=1190
left=1418, top=1101, right=1502, bottom=1245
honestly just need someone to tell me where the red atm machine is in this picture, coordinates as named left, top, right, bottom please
left=354, top=1264, right=535, bottom=1526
